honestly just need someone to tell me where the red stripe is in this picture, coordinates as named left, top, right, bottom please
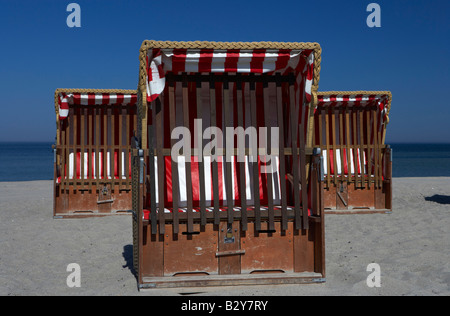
left=164, top=157, right=173, bottom=205
left=88, top=94, right=96, bottom=106
left=329, top=149, right=334, bottom=175
left=72, top=93, right=81, bottom=105
left=258, top=158, right=265, bottom=202
left=234, top=158, right=240, bottom=203
left=295, top=51, right=307, bottom=73
left=130, top=94, right=138, bottom=105
left=343, top=148, right=349, bottom=175
left=59, top=95, right=69, bottom=111
left=250, top=49, right=266, bottom=74
left=76, top=152, right=81, bottom=178
left=225, top=49, right=240, bottom=72
left=217, top=157, right=224, bottom=205
left=171, top=48, right=188, bottom=73
left=115, top=94, right=124, bottom=105
left=148, top=94, right=159, bottom=103
left=275, top=49, right=291, bottom=71
left=198, top=48, right=214, bottom=72
left=306, top=62, right=314, bottom=81
left=102, top=93, right=110, bottom=105
left=354, top=94, right=363, bottom=107
left=157, top=62, right=165, bottom=79
left=191, top=159, right=200, bottom=207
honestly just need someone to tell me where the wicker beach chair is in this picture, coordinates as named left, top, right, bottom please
left=131, top=40, right=325, bottom=289
left=313, top=91, right=392, bottom=214
left=53, top=88, right=138, bottom=218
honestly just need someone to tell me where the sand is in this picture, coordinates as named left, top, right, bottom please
left=0, top=178, right=449, bottom=296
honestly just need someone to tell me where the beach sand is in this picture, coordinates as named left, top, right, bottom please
left=1, top=178, right=449, bottom=296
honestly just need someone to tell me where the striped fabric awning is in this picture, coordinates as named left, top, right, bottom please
left=316, top=93, right=390, bottom=113
left=146, top=48, right=315, bottom=103
left=58, top=92, right=137, bottom=120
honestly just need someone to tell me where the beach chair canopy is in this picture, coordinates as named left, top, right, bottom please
left=315, top=92, right=391, bottom=122
left=141, top=41, right=321, bottom=102
left=56, top=89, right=137, bottom=120
left=138, top=41, right=322, bottom=150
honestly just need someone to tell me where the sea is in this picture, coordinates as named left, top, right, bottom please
left=0, top=142, right=450, bottom=182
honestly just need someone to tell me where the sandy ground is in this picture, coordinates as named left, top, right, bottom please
left=0, top=178, right=449, bottom=296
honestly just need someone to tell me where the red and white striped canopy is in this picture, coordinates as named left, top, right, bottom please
left=58, top=92, right=137, bottom=119
left=316, top=92, right=390, bottom=121
left=146, top=48, right=314, bottom=103
left=316, top=93, right=389, bottom=109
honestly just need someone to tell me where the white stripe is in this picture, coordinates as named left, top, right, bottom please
left=151, top=157, right=158, bottom=204
left=305, top=79, right=312, bottom=96
left=161, top=49, right=173, bottom=71
left=204, top=156, right=212, bottom=201
left=184, top=49, right=200, bottom=73
left=122, top=95, right=132, bottom=105
left=177, top=156, right=187, bottom=202
left=210, top=51, right=227, bottom=72
left=79, top=94, right=88, bottom=105
left=109, top=94, right=117, bottom=104
left=322, top=150, right=328, bottom=175
left=245, top=157, right=251, bottom=199
left=260, top=52, right=275, bottom=73
left=59, top=108, right=69, bottom=118
left=221, top=157, right=227, bottom=200
left=95, top=94, right=104, bottom=104
left=336, top=149, right=342, bottom=175
left=236, top=51, right=253, bottom=72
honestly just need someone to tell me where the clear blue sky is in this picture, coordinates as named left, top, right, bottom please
left=0, top=0, right=448, bottom=143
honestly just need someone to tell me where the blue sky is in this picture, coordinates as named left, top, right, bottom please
left=0, top=0, right=448, bottom=143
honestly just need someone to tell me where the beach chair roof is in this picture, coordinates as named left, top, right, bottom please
left=315, top=91, right=392, bottom=123
left=138, top=40, right=322, bottom=104
left=54, top=88, right=137, bottom=120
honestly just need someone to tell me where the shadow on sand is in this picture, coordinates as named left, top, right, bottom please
left=425, top=194, right=450, bottom=205
left=122, top=244, right=136, bottom=277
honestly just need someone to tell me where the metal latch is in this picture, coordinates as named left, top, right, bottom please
left=224, top=223, right=235, bottom=244
left=101, top=186, right=109, bottom=196
left=337, top=183, right=347, bottom=207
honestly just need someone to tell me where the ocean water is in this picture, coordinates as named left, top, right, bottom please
left=390, top=143, right=450, bottom=178
left=0, top=142, right=54, bottom=182
left=0, top=142, right=449, bottom=182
